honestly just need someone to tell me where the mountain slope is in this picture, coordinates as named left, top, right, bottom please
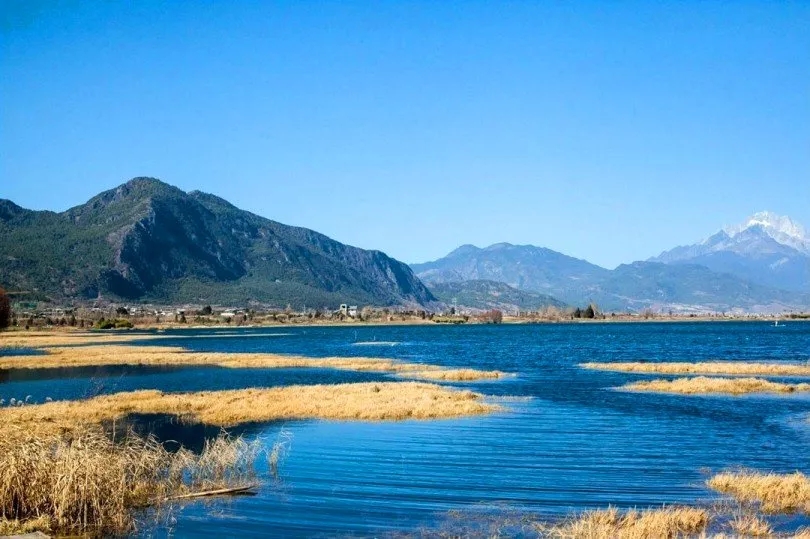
left=0, top=177, right=435, bottom=307
left=411, top=243, right=609, bottom=302
left=428, top=280, right=567, bottom=312
left=651, top=212, right=810, bottom=292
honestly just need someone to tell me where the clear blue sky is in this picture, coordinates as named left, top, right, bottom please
left=2, top=1, right=808, bottom=269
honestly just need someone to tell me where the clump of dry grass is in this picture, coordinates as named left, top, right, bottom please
left=708, top=471, right=810, bottom=514
left=0, top=426, right=261, bottom=536
left=0, top=515, right=52, bottom=536
left=404, top=368, right=505, bottom=381
left=582, top=361, right=810, bottom=377
left=0, top=382, right=497, bottom=438
left=538, top=505, right=709, bottom=538
left=623, top=376, right=810, bottom=395
left=727, top=512, right=774, bottom=537
left=0, top=342, right=506, bottom=381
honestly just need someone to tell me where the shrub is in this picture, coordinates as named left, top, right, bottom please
left=94, top=318, right=133, bottom=330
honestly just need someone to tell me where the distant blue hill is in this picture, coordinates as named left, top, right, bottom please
left=412, top=242, right=810, bottom=313
left=428, top=279, right=567, bottom=312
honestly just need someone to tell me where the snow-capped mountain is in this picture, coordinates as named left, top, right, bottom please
left=651, top=212, right=810, bottom=292
left=723, top=212, right=810, bottom=254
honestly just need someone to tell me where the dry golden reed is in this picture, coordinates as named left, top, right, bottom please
left=708, top=471, right=810, bottom=514
left=0, top=330, right=150, bottom=348
left=1, top=336, right=505, bottom=381
left=727, top=512, right=774, bottom=537
left=0, top=426, right=261, bottom=536
left=582, top=361, right=810, bottom=377
left=0, top=382, right=497, bottom=438
left=623, top=376, right=810, bottom=395
left=538, top=505, right=709, bottom=538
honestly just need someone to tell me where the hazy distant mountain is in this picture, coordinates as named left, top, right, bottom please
left=589, top=261, right=805, bottom=313
left=411, top=243, right=609, bottom=301
left=0, top=177, right=435, bottom=308
left=428, top=280, right=566, bottom=312
left=651, top=212, right=810, bottom=292
left=413, top=243, right=810, bottom=313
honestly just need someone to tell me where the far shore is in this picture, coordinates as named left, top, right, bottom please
left=4, top=312, right=810, bottom=334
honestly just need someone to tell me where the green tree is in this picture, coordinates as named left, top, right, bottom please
left=583, top=304, right=596, bottom=319
left=0, top=287, right=10, bottom=329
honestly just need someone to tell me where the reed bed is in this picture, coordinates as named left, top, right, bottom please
left=623, top=376, right=810, bottom=395
left=538, top=505, right=709, bottom=538
left=707, top=471, right=810, bottom=514
left=0, top=426, right=261, bottom=536
left=582, top=361, right=810, bottom=377
left=0, top=343, right=505, bottom=381
left=0, top=331, right=149, bottom=348
left=0, top=382, right=497, bottom=438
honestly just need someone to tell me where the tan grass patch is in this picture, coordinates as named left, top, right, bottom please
left=582, top=361, right=810, bottom=377
left=539, top=505, right=709, bottom=538
left=708, top=471, right=810, bottom=514
left=623, top=376, right=810, bottom=395
left=0, top=382, right=497, bottom=438
left=0, top=343, right=505, bottom=381
left=0, top=331, right=150, bottom=348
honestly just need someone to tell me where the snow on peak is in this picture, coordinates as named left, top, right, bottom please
left=723, top=211, right=810, bottom=253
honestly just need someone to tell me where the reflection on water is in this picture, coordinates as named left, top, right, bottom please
left=5, top=323, right=810, bottom=537
left=105, top=413, right=269, bottom=453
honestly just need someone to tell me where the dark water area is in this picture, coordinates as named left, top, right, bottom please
left=105, top=413, right=272, bottom=453
left=5, top=322, right=810, bottom=537
left=0, top=346, right=45, bottom=357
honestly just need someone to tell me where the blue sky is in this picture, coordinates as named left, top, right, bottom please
left=2, top=1, right=808, bottom=268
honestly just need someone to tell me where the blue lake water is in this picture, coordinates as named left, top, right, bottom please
left=2, top=322, right=810, bottom=537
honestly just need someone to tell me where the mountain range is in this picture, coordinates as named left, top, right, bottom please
left=412, top=213, right=810, bottom=313
left=1, top=178, right=808, bottom=313
left=650, top=212, right=810, bottom=293
left=0, top=178, right=434, bottom=308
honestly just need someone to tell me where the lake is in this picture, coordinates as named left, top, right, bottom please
left=2, top=322, right=809, bottom=537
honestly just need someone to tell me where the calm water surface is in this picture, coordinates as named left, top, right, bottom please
left=3, top=322, right=810, bottom=537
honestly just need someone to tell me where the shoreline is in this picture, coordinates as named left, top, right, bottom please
left=4, top=315, right=809, bottom=334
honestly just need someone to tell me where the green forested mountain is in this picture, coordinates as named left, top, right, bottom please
left=0, top=178, right=435, bottom=308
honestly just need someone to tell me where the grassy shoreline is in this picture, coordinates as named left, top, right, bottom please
left=0, top=383, right=498, bottom=438
left=0, top=332, right=506, bottom=381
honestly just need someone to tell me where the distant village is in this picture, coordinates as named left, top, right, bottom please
left=6, top=297, right=806, bottom=330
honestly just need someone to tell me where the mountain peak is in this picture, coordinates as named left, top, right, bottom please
left=723, top=211, right=809, bottom=253
left=446, top=244, right=481, bottom=257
